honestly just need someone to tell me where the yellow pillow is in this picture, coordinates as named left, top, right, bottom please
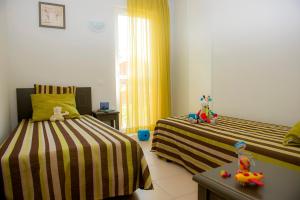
left=283, top=121, right=300, bottom=146
left=31, top=94, right=80, bottom=122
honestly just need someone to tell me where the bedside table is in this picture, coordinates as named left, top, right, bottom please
left=193, top=160, right=300, bottom=200
left=92, top=111, right=120, bottom=130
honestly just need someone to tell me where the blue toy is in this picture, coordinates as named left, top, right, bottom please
left=188, top=113, right=199, bottom=124
left=188, top=113, right=198, bottom=119
left=138, top=129, right=150, bottom=141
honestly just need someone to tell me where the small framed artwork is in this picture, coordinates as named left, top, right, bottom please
left=100, top=102, right=110, bottom=111
left=39, top=2, right=66, bottom=29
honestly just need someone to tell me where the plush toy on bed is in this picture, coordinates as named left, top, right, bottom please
left=198, top=95, right=218, bottom=124
left=188, top=113, right=199, bottom=124
left=188, top=95, right=218, bottom=124
left=50, top=106, right=69, bottom=122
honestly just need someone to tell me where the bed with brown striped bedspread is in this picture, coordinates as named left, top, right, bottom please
left=151, top=116, right=300, bottom=174
left=0, top=115, right=152, bottom=200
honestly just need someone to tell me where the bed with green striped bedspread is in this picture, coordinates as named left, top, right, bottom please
left=152, top=116, right=300, bottom=174
left=0, top=115, right=152, bottom=200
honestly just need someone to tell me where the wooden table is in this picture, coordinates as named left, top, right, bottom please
left=193, top=160, right=300, bottom=200
left=92, top=111, right=120, bottom=130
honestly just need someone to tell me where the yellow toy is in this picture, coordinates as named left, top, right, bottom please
left=50, top=106, right=69, bottom=122
left=234, top=141, right=264, bottom=186
left=235, top=171, right=264, bottom=186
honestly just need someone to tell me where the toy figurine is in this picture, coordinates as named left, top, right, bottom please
left=235, top=141, right=254, bottom=172
left=220, top=170, right=231, bottom=178
left=235, top=171, right=264, bottom=186
left=198, top=95, right=211, bottom=123
left=188, top=113, right=199, bottom=124
left=188, top=95, right=218, bottom=125
left=234, top=141, right=264, bottom=186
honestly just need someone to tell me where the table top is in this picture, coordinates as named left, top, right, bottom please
left=193, top=160, right=300, bottom=200
left=93, top=110, right=119, bottom=115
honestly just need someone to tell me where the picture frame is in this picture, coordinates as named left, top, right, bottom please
left=100, top=102, right=110, bottom=111
left=39, top=2, right=66, bottom=29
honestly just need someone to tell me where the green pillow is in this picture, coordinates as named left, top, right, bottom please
left=31, top=94, right=80, bottom=122
left=283, top=121, right=300, bottom=146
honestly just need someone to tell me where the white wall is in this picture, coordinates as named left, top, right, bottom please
left=171, top=0, right=189, bottom=115
left=0, top=0, right=11, bottom=141
left=5, top=0, right=126, bottom=128
left=212, top=0, right=300, bottom=126
left=172, top=0, right=212, bottom=115
left=187, top=0, right=212, bottom=112
left=173, top=0, right=300, bottom=126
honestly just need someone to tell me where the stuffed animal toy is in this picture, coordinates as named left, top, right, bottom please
left=188, top=95, right=218, bottom=124
left=50, top=106, right=69, bottom=122
left=188, top=113, right=199, bottom=124
left=197, top=95, right=218, bottom=124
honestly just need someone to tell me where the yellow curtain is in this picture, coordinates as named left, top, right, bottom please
left=125, top=0, right=171, bottom=133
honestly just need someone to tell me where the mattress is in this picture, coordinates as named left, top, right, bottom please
left=152, top=116, right=300, bottom=174
left=0, top=115, right=152, bottom=200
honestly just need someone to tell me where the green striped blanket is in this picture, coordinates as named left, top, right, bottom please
left=0, top=115, right=152, bottom=200
left=152, top=116, right=300, bottom=174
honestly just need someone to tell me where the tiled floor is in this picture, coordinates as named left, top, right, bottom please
left=127, top=134, right=198, bottom=200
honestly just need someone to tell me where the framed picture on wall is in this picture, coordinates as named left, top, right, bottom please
left=39, top=2, right=65, bottom=29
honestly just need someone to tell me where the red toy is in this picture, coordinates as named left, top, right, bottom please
left=238, top=155, right=251, bottom=172
left=220, top=170, right=231, bottom=178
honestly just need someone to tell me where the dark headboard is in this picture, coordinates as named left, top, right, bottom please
left=16, top=87, right=92, bottom=122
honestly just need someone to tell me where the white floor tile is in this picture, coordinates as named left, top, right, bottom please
left=143, top=152, right=165, bottom=166
left=131, top=134, right=153, bottom=152
left=140, top=142, right=152, bottom=152
left=131, top=183, right=172, bottom=200
left=175, top=192, right=198, bottom=200
left=129, top=134, right=198, bottom=200
left=149, top=160, right=192, bottom=181
left=155, top=173, right=197, bottom=198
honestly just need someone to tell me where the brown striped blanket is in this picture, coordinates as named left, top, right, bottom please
left=152, top=116, right=300, bottom=174
left=0, top=115, right=152, bottom=200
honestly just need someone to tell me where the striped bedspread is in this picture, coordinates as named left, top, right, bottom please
left=152, top=116, right=300, bottom=174
left=0, top=115, right=152, bottom=200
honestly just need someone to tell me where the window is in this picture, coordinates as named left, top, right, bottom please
left=116, top=14, right=150, bottom=131
left=117, top=15, right=129, bottom=131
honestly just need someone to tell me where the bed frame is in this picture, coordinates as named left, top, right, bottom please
left=16, top=87, right=92, bottom=122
